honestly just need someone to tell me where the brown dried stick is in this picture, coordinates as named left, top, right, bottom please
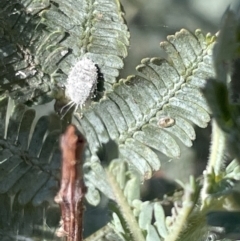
left=54, top=124, right=87, bottom=241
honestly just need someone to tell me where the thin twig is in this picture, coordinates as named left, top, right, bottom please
left=54, top=124, right=87, bottom=241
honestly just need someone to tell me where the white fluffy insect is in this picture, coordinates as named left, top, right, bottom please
left=62, top=57, right=98, bottom=115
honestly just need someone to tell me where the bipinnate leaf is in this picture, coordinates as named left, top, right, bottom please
left=76, top=29, right=215, bottom=182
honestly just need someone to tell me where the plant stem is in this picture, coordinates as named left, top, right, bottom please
left=201, top=119, right=227, bottom=208
left=106, top=170, right=145, bottom=241
left=55, top=125, right=86, bottom=241
left=206, top=119, right=226, bottom=175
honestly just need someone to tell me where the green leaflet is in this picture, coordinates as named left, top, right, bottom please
left=0, top=0, right=129, bottom=104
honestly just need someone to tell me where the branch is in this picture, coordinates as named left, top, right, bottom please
left=54, top=124, right=87, bottom=241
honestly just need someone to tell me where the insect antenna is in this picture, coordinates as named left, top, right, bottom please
left=60, top=101, right=75, bottom=119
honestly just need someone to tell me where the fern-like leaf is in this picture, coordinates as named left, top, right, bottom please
left=76, top=29, right=215, bottom=182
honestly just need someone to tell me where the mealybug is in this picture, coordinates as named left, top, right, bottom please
left=62, top=57, right=98, bottom=115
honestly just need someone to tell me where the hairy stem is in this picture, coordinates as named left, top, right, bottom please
left=201, top=119, right=227, bottom=209
left=207, top=119, right=226, bottom=175
left=164, top=177, right=199, bottom=241
left=106, top=170, right=145, bottom=241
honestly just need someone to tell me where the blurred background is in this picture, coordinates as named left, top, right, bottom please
left=84, top=0, right=237, bottom=238
left=119, top=0, right=234, bottom=79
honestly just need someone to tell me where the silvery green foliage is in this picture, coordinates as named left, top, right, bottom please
left=1, top=0, right=216, bottom=208
left=107, top=161, right=201, bottom=241
left=2, top=1, right=240, bottom=241
left=0, top=0, right=129, bottom=104
left=80, top=29, right=216, bottom=202
left=108, top=159, right=240, bottom=241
